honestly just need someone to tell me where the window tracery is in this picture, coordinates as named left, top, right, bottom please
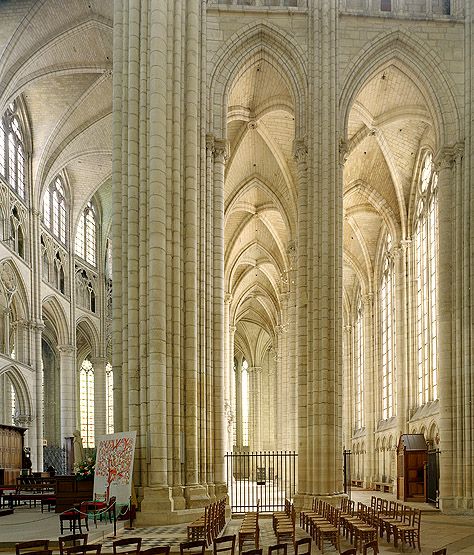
left=79, top=359, right=95, bottom=448
left=106, top=362, right=114, bottom=434
left=414, top=152, right=438, bottom=405
left=380, top=234, right=396, bottom=420
left=40, top=233, right=67, bottom=295
left=75, top=201, right=97, bottom=267
left=75, top=265, right=97, bottom=313
left=1, top=102, right=26, bottom=200
left=354, top=296, right=364, bottom=430
left=43, top=177, right=67, bottom=244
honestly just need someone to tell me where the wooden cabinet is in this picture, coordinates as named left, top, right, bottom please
left=55, top=476, right=94, bottom=512
left=397, top=434, right=427, bottom=502
left=0, top=424, right=26, bottom=485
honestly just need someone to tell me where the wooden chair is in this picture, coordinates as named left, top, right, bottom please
left=241, top=551, right=262, bottom=555
left=294, top=538, right=311, bottom=555
left=392, top=508, right=421, bottom=551
left=275, top=504, right=295, bottom=544
left=239, top=501, right=260, bottom=552
left=362, top=540, right=379, bottom=555
left=267, top=545, right=287, bottom=555
left=179, top=540, right=206, bottom=555
left=214, top=535, right=236, bottom=555
left=340, top=550, right=356, bottom=555
left=187, top=505, right=208, bottom=543
left=317, top=507, right=341, bottom=554
left=16, top=541, right=50, bottom=555
left=65, top=547, right=102, bottom=555
left=432, top=550, right=447, bottom=555
left=112, top=538, right=143, bottom=555
left=140, top=548, right=170, bottom=555
left=59, top=507, right=89, bottom=535
left=59, top=535, right=89, bottom=555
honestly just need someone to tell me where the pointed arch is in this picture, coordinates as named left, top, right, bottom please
left=0, top=364, right=33, bottom=417
left=208, top=21, right=307, bottom=139
left=42, top=295, right=69, bottom=345
left=76, top=316, right=100, bottom=359
left=340, top=30, right=460, bottom=148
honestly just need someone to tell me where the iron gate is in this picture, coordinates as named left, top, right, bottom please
left=225, top=451, right=297, bottom=513
left=426, top=449, right=440, bottom=507
left=43, top=445, right=67, bottom=474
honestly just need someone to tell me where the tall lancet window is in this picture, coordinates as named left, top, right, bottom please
left=242, top=359, right=249, bottom=447
left=414, top=152, right=439, bottom=405
left=43, top=176, right=67, bottom=244
left=105, top=362, right=114, bottom=434
left=79, top=359, right=95, bottom=447
left=380, top=234, right=396, bottom=419
left=1, top=102, right=26, bottom=199
left=75, top=201, right=97, bottom=266
left=354, top=296, right=364, bottom=430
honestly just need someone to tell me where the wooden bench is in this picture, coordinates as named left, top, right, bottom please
left=351, top=480, right=363, bottom=488
left=7, top=477, right=55, bottom=509
left=374, top=482, right=393, bottom=493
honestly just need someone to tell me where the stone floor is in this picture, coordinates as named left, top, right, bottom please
left=0, top=490, right=472, bottom=554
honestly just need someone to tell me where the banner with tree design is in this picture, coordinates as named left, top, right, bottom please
left=93, top=431, right=136, bottom=504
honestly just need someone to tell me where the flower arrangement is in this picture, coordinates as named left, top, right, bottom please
left=74, top=456, right=96, bottom=480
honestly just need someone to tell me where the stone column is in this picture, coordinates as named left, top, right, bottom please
left=229, top=325, right=237, bottom=451
left=235, top=355, right=243, bottom=450
left=248, top=366, right=262, bottom=451
left=212, top=139, right=227, bottom=492
left=342, top=325, right=353, bottom=452
left=362, top=293, right=375, bottom=488
left=275, top=324, right=285, bottom=448
left=58, top=344, right=76, bottom=443
left=279, top=292, right=290, bottom=448
left=437, top=145, right=469, bottom=511
left=91, top=356, right=107, bottom=439
left=296, top=1, right=342, bottom=506
left=394, top=241, right=410, bottom=440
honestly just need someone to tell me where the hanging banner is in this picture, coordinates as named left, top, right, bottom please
left=94, top=431, right=137, bottom=505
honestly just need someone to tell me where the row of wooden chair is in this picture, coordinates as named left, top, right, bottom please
left=300, top=499, right=342, bottom=554
left=59, top=497, right=116, bottom=534
left=369, top=496, right=422, bottom=551
left=339, top=499, right=378, bottom=552
left=15, top=537, right=170, bottom=555
left=272, top=499, right=296, bottom=544
left=238, top=499, right=260, bottom=552
left=186, top=498, right=227, bottom=545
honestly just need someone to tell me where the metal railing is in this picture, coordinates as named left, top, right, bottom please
left=225, top=450, right=297, bottom=512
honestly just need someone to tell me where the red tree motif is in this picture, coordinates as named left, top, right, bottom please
left=95, top=437, right=134, bottom=501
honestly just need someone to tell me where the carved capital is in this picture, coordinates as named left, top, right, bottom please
left=229, top=325, right=237, bottom=335
left=224, top=293, right=233, bottom=305
left=293, top=138, right=308, bottom=163
left=14, top=414, right=32, bottom=428
left=206, top=133, right=215, bottom=152
left=214, top=138, right=229, bottom=164
left=338, top=138, right=349, bottom=166
left=275, top=323, right=289, bottom=335
left=435, top=143, right=464, bottom=171
left=57, top=344, right=76, bottom=354
left=362, top=293, right=373, bottom=307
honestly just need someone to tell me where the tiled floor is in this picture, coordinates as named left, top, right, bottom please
left=0, top=491, right=473, bottom=554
